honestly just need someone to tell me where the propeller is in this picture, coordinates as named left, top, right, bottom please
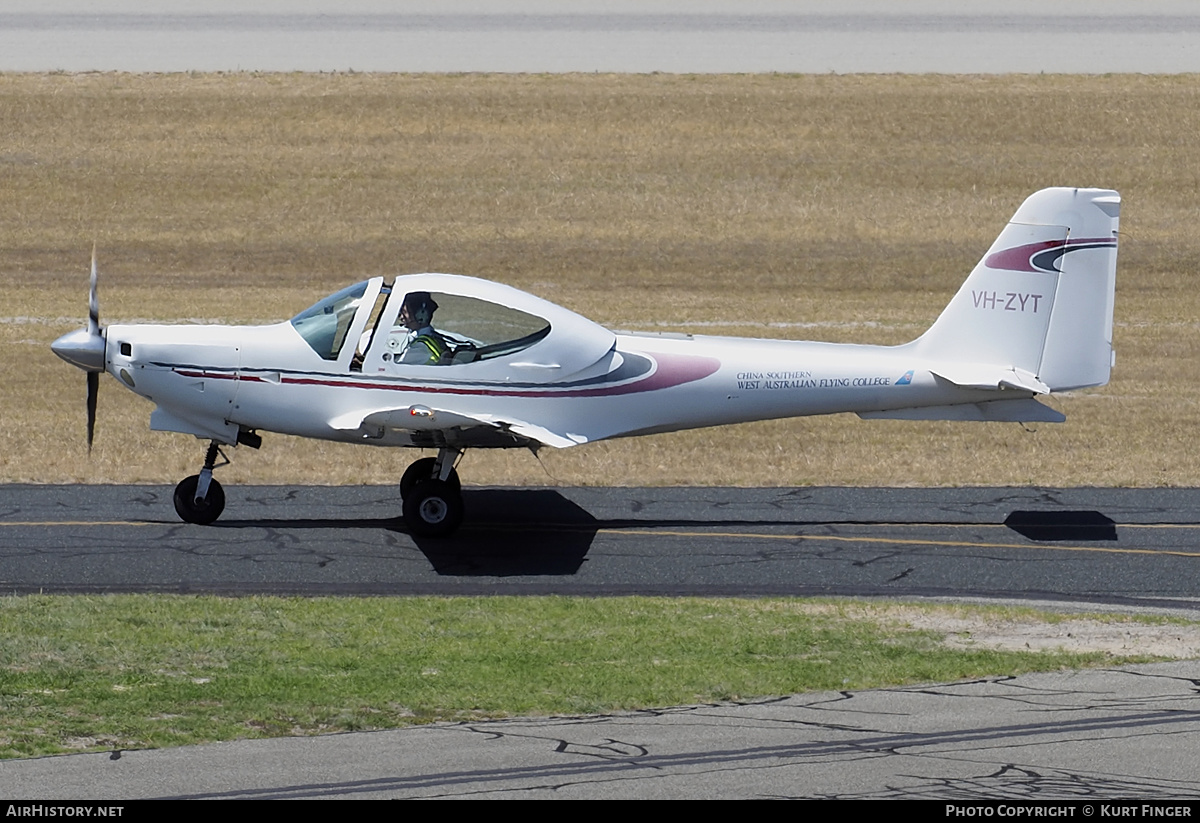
left=86, top=371, right=99, bottom=452
left=50, top=245, right=107, bottom=452
left=86, top=246, right=100, bottom=451
left=88, top=243, right=100, bottom=337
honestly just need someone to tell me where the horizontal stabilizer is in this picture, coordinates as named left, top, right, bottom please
left=929, top=365, right=1051, bottom=394
left=858, top=398, right=1065, bottom=423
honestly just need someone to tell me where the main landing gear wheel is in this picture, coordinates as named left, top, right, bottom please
left=403, top=479, right=464, bottom=537
left=400, top=457, right=461, bottom=499
left=173, top=474, right=226, bottom=525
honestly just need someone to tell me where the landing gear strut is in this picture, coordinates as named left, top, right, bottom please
left=401, top=448, right=465, bottom=537
left=173, top=441, right=228, bottom=525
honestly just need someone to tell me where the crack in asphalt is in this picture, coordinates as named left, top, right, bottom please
left=165, top=701, right=1200, bottom=799
left=823, top=763, right=1200, bottom=800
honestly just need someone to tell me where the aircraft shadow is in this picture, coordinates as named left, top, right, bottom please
left=1003, top=510, right=1118, bottom=542
left=214, top=493, right=1122, bottom=577
left=408, top=489, right=597, bottom=576
left=214, top=489, right=600, bottom=576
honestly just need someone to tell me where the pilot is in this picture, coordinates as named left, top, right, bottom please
left=394, top=291, right=448, bottom=365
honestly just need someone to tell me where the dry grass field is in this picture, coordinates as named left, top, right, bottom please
left=3, top=72, right=1200, bottom=488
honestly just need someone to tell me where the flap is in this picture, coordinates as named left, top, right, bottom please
left=329, top=405, right=587, bottom=449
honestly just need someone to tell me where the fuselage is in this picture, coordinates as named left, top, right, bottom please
left=101, top=316, right=1023, bottom=450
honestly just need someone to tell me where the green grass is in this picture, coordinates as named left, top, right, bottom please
left=0, top=594, right=1169, bottom=759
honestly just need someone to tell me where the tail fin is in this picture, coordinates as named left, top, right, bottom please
left=910, top=187, right=1120, bottom=392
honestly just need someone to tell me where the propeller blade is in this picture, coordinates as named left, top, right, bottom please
left=86, top=370, right=98, bottom=453
left=88, top=243, right=100, bottom=336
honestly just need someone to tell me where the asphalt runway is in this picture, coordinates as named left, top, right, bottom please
left=4, top=484, right=1200, bottom=611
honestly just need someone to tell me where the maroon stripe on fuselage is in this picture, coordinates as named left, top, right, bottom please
left=174, top=352, right=720, bottom=399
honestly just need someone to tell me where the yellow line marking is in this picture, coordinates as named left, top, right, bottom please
left=1122, top=523, right=1200, bottom=530
left=4, top=521, right=1200, bottom=559
left=602, top=529, right=1200, bottom=558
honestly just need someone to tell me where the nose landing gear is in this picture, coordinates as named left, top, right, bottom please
left=173, top=441, right=228, bottom=525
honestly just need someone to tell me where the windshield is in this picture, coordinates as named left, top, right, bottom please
left=290, top=281, right=368, bottom=360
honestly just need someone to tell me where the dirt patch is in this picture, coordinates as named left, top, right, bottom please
left=906, top=611, right=1200, bottom=658
left=791, top=602, right=1200, bottom=659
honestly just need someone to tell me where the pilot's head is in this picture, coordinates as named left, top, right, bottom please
left=399, top=292, right=438, bottom=330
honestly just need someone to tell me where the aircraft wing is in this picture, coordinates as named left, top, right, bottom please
left=329, top=405, right=588, bottom=450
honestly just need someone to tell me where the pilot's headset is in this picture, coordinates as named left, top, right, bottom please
left=403, top=292, right=438, bottom=327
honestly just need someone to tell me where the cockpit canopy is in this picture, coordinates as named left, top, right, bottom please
left=289, top=273, right=617, bottom=383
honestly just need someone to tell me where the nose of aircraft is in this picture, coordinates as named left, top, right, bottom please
left=51, top=328, right=106, bottom=372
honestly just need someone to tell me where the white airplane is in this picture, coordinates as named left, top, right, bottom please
left=52, top=187, right=1120, bottom=536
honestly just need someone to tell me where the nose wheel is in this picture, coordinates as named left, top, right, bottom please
left=173, top=441, right=229, bottom=525
left=400, top=449, right=465, bottom=537
left=173, top=474, right=226, bottom=525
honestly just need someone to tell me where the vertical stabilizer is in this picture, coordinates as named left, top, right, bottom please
left=910, top=187, right=1120, bottom=391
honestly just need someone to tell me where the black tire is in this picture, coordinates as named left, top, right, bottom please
left=400, top=457, right=461, bottom=499
left=173, top=475, right=226, bottom=525
left=402, top=479, right=464, bottom=537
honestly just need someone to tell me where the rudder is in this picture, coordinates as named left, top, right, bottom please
left=910, top=187, right=1120, bottom=392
